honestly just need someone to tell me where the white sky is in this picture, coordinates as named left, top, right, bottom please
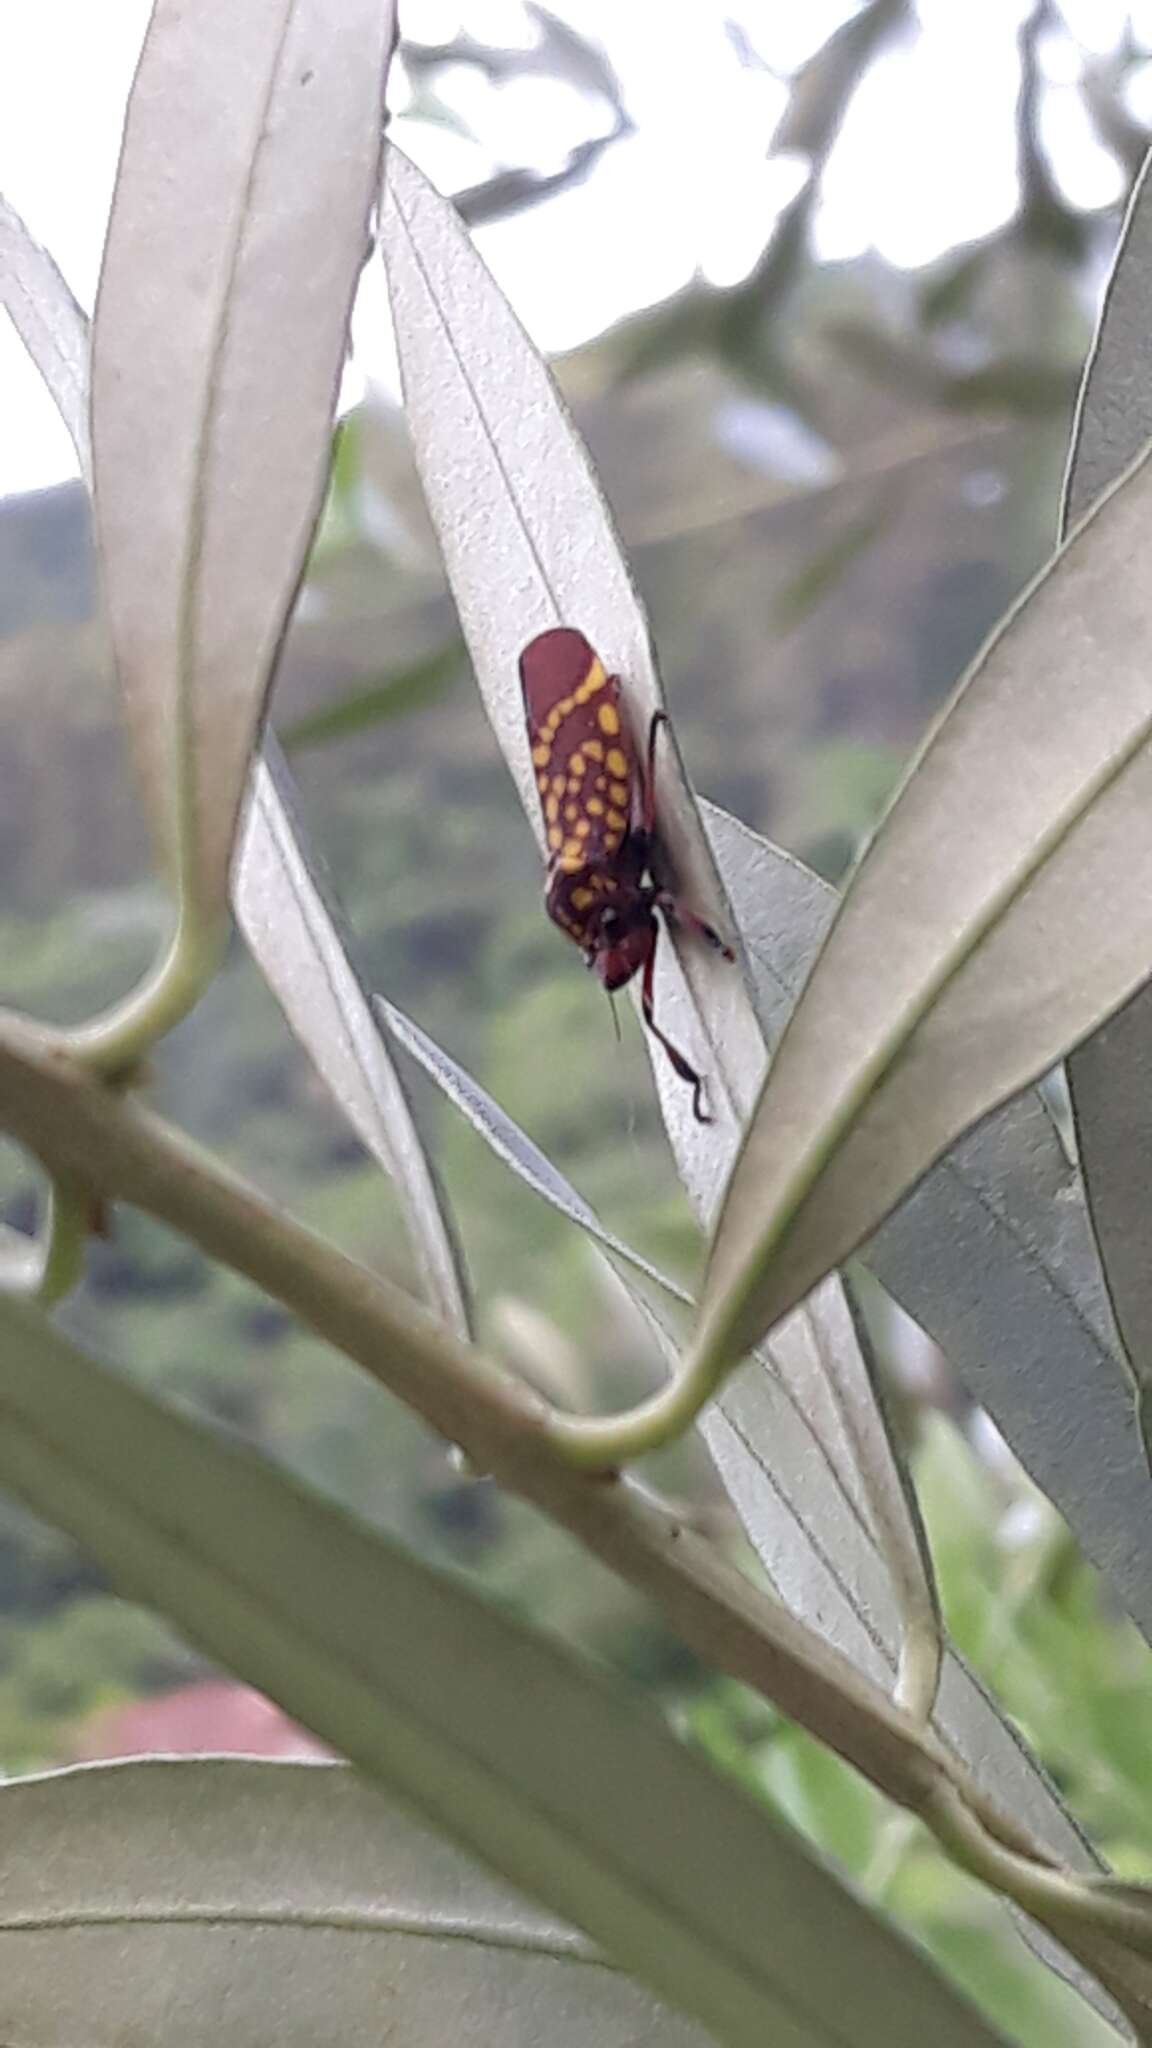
left=0, top=0, right=1145, bottom=501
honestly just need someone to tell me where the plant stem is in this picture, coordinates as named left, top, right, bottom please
left=64, top=910, right=228, bottom=1078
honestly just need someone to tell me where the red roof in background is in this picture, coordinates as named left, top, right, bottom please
left=72, top=1679, right=329, bottom=1761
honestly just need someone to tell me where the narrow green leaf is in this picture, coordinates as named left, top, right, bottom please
left=0, top=1297, right=1008, bottom=2048
left=379, top=144, right=765, bottom=1155
left=1063, top=152, right=1152, bottom=1411
left=694, top=428, right=1152, bottom=1386
left=281, top=640, right=465, bottom=750
left=0, top=195, right=89, bottom=468
left=235, top=743, right=473, bottom=1341
left=0, top=1759, right=709, bottom=2045
left=91, top=0, right=397, bottom=923
left=0, top=200, right=472, bottom=1346
left=378, top=993, right=687, bottom=1307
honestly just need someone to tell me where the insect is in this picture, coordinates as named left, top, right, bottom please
left=519, top=625, right=733, bottom=1122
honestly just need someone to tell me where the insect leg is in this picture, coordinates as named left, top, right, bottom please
left=644, top=715, right=735, bottom=961
left=640, top=930, right=711, bottom=1124
left=654, top=891, right=735, bottom=961
left=642, top=710, right=668, bottom=838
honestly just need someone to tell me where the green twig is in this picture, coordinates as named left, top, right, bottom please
left=64, top=910, right=228, bottom=1079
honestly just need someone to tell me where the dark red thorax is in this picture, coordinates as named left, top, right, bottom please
left=518, top=626, right=733, bottom=1120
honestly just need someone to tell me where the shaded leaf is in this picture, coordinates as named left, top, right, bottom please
left=1063, top=150, right=1152, bottom=1413
left=1066, top=986, right=1152, bottom=1399
left=693, top=430, right=1152, bottom=1395
left=704, top=803, right=1152, bottom=1656
left=0, top=1296, right=1008, bottom=2048
left=1063, top=151, right=1152, bottom=534
left=234, top=741, right=472, bottom=1341
left=281, top=639, right=465, bottom=751
left=0, top=1758, right=709, bottom=2045
left=90, top=0, right=397, bottom=920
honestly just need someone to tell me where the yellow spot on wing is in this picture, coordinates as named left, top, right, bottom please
left=560, top=838, right=584, bottom=867
left=532, top=744, right=550, bottom=768
left=551, top=774, right=566, bottom=795
left=584, top=739, right=604, bottom=761
left=571, top=886, right=595, bottom=910
left=586, top=796, right=605, bottom=816
left=536, top=773, right=549, bottom=794
left=574, top=659, right=607, bottom=704
left=605, top=747, right=628, bottom=778
left=548, top=825, right=563, bottom=850
left=598, top=702, right=620, bottom=736
left=575, top=817, right=591, bottom=837
left=545, top=794, right=560, bottom=824
left=609, top=782, right=629, bottom=807
left=564, top=803, right=579, bottom=822
left=568, top=752, right=585, bottom=777
left=606, top=808, right=627, bottom=832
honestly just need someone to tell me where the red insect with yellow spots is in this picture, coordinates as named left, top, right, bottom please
left=519, top=626, right=734, bottom=1122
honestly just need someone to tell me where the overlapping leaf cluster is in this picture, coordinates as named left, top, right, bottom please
left=2, top=4, right=1152, bottom=2044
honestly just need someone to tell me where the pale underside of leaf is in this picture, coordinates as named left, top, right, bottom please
left=0, top=185, right=1130, bottom=1939
left=377, top=982, right=1106, bottom=1895
left=0, top=1758, right=712, bottom=2047
left=0, top=1297, right=1008, bottom=2048
left=0, top=170, right=1129, bottom=2037
left=0, top=182, right=471, bottom=1350
left=378, top=144, right=764, bottom=1189
left=0, top=195, right=89, bottom=469
left=235, top=742, right=472, bottom=1340
left=697, top=434, right=1152, bottom=1377
left=370, top=140, right=1152, bottom=1753
left=704, top=802, right=1152, bottom=1653
left=91, top=0, right=397, bottom=915
left=379, top=993, right=937, bottom=1671
left=1063, top=150, right=1152, bottom=1403
left=375, top=145, right=952, bottom=1757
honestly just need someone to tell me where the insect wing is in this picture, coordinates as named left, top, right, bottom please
left=519, top=628, right=638, bottom=874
